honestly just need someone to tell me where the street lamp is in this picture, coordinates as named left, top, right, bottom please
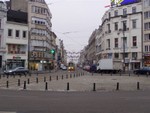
left=122, top=21, right=126, bottom=72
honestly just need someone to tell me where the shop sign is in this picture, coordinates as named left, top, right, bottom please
left=13, top=56, right=21, bottom=60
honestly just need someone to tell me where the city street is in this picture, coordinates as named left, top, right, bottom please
left=0, top=89, right=150, bottom=113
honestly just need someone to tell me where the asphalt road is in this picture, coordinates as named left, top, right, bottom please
left=0, top=89, right=150, bottom=113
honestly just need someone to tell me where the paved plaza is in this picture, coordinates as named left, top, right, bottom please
left=1, top=71, right=150, bottom=92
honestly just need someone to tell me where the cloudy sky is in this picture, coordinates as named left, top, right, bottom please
left=45, top=0, right=110, bottom=53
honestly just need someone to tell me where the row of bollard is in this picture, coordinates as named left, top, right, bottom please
left=4, top=72, right=85, bottom=89
left=0, top=72, right=85, bottom=80
left=5, top=81, right=141, bottom=91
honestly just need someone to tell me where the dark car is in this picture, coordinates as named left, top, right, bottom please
left=4, top=67, right=29, bottom=75
left=90, top=65, right=97, bottom=73
left=133, top=67, right=150, bottom=75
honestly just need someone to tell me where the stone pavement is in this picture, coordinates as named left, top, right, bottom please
left=1, top=72, right=150, bottom=92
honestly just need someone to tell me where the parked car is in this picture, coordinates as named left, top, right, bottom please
left=133, top=67, right=150, bottom=75
left=61, top=65, right=67, bottom=70
left=83, top=65, right=90, bottom=71
left=89, top=65, right=97, bottom=73
left=4, top=67, right=29, bottom=75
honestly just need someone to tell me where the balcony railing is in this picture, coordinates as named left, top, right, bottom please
left=8, top=51, right=26, bottom=54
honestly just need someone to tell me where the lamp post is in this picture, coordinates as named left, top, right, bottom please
left=122, top=21, right=126, bottom=72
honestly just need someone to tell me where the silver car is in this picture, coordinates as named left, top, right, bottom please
left=4, top=67, right=29, bottom=75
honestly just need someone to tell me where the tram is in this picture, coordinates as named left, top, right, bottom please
left=68, top=62, right=75, bottom=71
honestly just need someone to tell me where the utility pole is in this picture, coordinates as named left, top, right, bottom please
left=122, top=21, right=126, bottom=72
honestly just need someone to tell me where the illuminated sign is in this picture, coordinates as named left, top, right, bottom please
left=111, top=0, right=140, bottom=6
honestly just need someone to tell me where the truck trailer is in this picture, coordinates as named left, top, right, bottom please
left=96, top=59, right=122, bottom=74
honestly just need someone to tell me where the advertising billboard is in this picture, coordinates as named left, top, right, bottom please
left=111, top=0, right=140, bottom=6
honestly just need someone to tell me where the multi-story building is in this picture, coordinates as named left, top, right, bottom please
left=0, top=1, right=7, bottom=70
left=143, top=0, right=150, bottom=67
left=6, top=10, right=28, bottom=69
left=96, top=1, right=143, bottom=71
left=10, top=0, right=53, bottom=71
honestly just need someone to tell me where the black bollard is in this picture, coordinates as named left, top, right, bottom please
left=93, top=83, right=96, bottom=91
left=49, top=76, right=51, bottom=81
left=116, top=82, right=119, bottom=90
left=6, top=81, right=9, bottom=88
left=24, top=81, right=26, bottom=89
left=137, top=82, right=140, bottom=90
left=45, top=82, right=48, bottom=91
left=129, top=73, right=130, bottom=76
left=36, top=77, right=38, bottom=83
left=67, top=82, right=69, bottom=91
left=56, top=76, right=58, bottom=80
left=18, top=79, right=20, bottom=86
left=0, top=75, right=1, bottom=79
left=27, top=78, right=30, bottom=84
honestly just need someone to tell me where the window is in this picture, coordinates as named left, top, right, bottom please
left=0, top=19, right=1, bottom=29
left=107, top=39, right=110, bottom=49
left=122, top=21, right=127, bottom=31
left=0, top=35, right=1, bottom=47
left=16, top=30, right=20, bottom=38
left=144, top=0, right=150, bottom=7
left=132, top=19, right=137, bottom=29
left=114, top=53, right=119, bottom=59
left=132, top=52, right=137, bottom=59
left=144, top=22, right=150, bottom=30
left=8, top=29, right=12, bottom=37
left=23, top=31, right=26, bottom=38
left=114, top=10, right=118, bottom=16
left=124, top=53, right=128, bottom=58
left=114, top=38, right=118, bottom=48
left=144, top=34, right=150, bottom=41
left=132, top=36, right=137, bottom=47
left=123, top=8, right=127, bottom=15
left=107, top=24, right=110, bottom=32
left=145, top=45, right=149, bottom=52
left=144, top=11, right=150, bottom=19
left=114, top=22, right=118, bottom=30
left=132, top=7, right=136, bottom=13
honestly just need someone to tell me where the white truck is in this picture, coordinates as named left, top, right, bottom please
left=96, top=59, right=122, bottom=73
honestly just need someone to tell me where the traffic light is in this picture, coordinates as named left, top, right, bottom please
left=50, top=49, right=55, bottom=54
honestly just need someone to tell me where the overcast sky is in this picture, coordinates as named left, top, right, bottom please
left=45, top=0, right=110, bottom=53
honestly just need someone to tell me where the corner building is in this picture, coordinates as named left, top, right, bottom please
left=143, top=0, right=150, bottom=67
left=96, top=1, right=143, bottom=71
left=11, top=0, right=53, bottom=70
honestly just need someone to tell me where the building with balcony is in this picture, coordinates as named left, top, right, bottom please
left=143, top=0, right=150, bottom=67
left=6, top=10, right=28, bottom=69
left=10, top=0, right=53, bottom=70
left=96, top=1, right=143, bottom=71
left=0, top=1, right=7, bottom=70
